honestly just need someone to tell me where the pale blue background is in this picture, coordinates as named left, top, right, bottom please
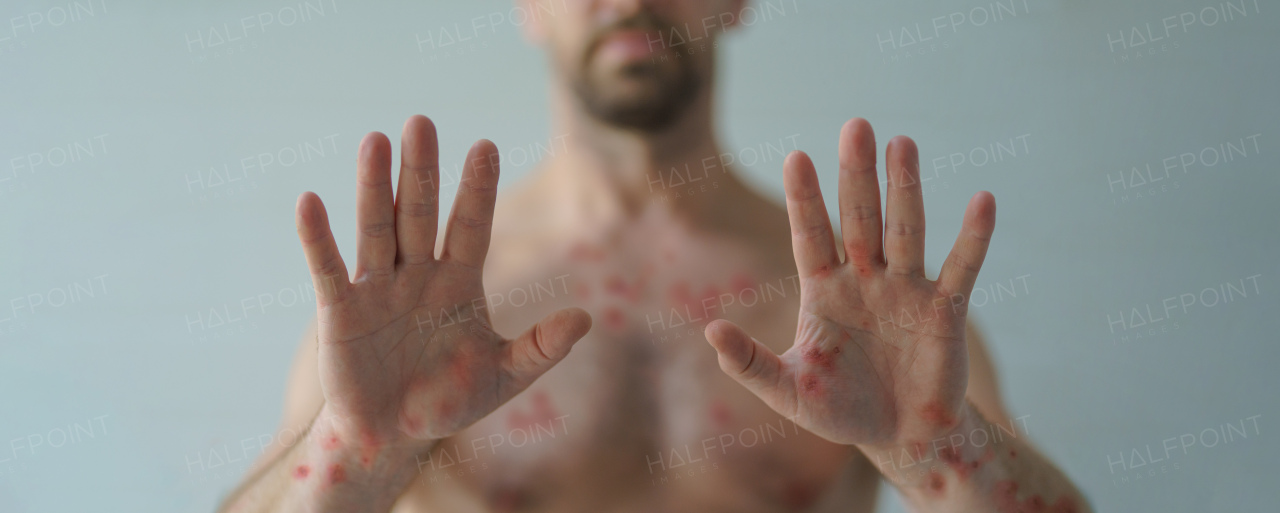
left=1, top=0, right=1277, bottom=511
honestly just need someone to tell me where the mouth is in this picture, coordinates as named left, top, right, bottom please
left=593, top=28, right=667, bottom=63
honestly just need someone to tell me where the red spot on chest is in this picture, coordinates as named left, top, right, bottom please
left=782, top=481, right=819, bottom=511
left=709, top=400, right=734, bottom=428
left=320, top=435, right=340, bottom=451
left=602, top=306, right=627, bottom=332
left=293, top=465, right=310, bottom=479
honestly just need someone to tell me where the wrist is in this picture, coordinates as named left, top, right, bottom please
left=857, top=402, right=1025, bottom=488
left=307, top=404, right=440, bottom=487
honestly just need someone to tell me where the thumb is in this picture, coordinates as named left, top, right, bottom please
left=505, top=307, right=592, bottom=386
left=705, top=319, right=786, bottom=401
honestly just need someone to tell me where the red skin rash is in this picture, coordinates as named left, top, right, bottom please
left=920, top=400, right=956, bottom=428
left=709, top=400, right=733, bottom=428
left=783, top=481, right=819, bottom=511
left=320, top=435, right=340, bottom=451
left=926, top=472, right=946, bottom=496
left=939, top=446, right=988, bottom=481
left=993, top=480, right=1078, bottom=513
left=327, top=464, right=347, bottom=484
left=800, top=346, right=839, bottom=369
left=602, top=306, right=627, bottom=332
left=293, top=465, right=310, bottom=479
left=799, top=374, right=822, bottom=395
left=358, top=432, right=382, bottom=470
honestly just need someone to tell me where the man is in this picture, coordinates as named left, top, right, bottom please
left=222, top=1, right=1091, bottom=511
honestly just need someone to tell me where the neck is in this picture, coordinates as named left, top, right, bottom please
left=541, top=79, right=752, bottom=230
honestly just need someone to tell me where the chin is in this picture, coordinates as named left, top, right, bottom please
left=577, top=63, right=700, bottom=132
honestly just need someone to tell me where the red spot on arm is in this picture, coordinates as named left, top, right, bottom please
left=327, top=464, right=347, bottom=484
left=920, top=400, right=956, bottom=428
left=927, top=472, right=946, bottom=495
left=293, top=465, right=310, bottom=479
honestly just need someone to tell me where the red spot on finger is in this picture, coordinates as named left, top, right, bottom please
left=293, top=465, right=310, bottom=479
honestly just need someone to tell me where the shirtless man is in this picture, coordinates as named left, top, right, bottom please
left=221, top=1, right=1090, bottom=511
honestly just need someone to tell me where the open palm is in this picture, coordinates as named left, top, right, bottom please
left=705, top=118, right=996, bottom=447
left=295, top=116, right=591, bottom=447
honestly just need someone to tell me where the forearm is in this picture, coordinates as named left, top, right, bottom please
left=218, top=405, right=436, bottom=513
left=861, top=403, right=1091, bottom=513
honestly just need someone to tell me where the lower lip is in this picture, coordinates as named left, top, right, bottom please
left=597, top=30, right=663, bottom=61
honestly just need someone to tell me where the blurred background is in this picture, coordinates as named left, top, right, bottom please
left=1, top=0, right=1277, bottom=511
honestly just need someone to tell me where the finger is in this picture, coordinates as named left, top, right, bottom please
left=937, top=191, right=996, bottom=300
left=784, top=151, right=841, bottom=278
left=837, top=118, right=884, bottom=270
left=295, top=192, right=350, bottom=305
left=504, top=307, right=593, bottom=387
left=705, top=320, right=790, bottom=410
left=441, top=140, right=500, bottom=270
left=394, top=115, right=441, bottom=267
left=355, top=132, right=397, bottom=279
left=883, top=136, right=926, bottom=277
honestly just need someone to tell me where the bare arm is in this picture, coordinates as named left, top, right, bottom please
left=705, top=118, right=1091, bottom=512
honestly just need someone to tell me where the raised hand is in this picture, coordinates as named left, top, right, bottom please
left=294, top=116, right=592, bottom=453
left=704, top=118, right=996, bottom=448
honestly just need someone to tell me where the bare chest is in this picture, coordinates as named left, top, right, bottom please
left=400, top=235, right=875, bottom=512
